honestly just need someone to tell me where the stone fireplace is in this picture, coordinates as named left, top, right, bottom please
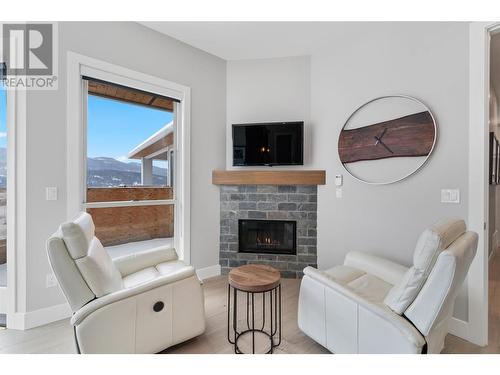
left=219, top=185, right=318, bottom=278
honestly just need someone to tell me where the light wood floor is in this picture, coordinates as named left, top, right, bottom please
left=162, top=276, right=329, bottom=354
left=1, top=255, right=499, bottom=354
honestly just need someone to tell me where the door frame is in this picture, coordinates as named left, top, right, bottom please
left=67, top=52, right=191, bottom=264
left=466, top=21, right=500, bottom=346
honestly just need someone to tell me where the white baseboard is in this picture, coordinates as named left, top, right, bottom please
left=196, top=264, right=221, bottom=280
left=6, top=312, right=25, bottom=330
left=448, top=317, right=469, bottom=339
left=8, top=302, right=72, bottom=330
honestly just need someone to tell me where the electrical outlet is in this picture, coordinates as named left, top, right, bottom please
left=335, top=174, right=343, bottom=187
left=46, top=273, right=58, bottom=288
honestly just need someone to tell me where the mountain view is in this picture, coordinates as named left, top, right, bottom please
left=87, top=156, right=168, bottom=187
left=0, top=150, right=169, bottom=188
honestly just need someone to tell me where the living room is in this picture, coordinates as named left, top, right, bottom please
left=0, top=1, right=499, bottom=373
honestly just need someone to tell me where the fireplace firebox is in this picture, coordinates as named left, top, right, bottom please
left=238, top=219, right=296, bottom=255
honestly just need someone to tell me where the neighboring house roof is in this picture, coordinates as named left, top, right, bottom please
left=128, top=121, right=174, bottom=160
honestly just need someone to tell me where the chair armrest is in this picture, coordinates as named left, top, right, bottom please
left=302, top=266, right=425, bottom=350
left=71, top=266, right=195, bottom=326
left=344, top=251, right=408, bottom=285
left=112, top=246, right=178, bottom=277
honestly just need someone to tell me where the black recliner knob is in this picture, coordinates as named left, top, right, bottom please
left=153, top=301, right=164, bottom=312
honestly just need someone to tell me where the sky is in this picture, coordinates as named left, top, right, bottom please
left=0, top=87, right=6, bottom=149
left=87, top=94, right=173, bottom=163
left=0, top=90, right=172, bottom=168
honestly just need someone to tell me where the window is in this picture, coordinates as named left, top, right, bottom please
left=83, top=77, right=178, bottom=255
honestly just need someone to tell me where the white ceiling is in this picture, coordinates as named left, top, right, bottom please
left=140, top=22, right=424, bottom=61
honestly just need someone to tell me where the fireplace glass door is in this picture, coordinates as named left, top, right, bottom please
left=238, top=219, right=296, bottom=255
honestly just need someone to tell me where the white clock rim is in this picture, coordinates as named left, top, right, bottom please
left=339, top=94, right=438, bottom=185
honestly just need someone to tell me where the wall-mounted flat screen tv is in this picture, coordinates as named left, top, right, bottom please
left=232, top=121, right=304, bottom=166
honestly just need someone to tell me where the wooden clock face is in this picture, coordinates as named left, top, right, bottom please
left=338, top=96, right=436, bottom=184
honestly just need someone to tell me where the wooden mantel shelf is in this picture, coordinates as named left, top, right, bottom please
left=212, top=170, right=326, bottom=186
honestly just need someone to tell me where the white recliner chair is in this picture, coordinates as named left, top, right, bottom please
left=46, top=212, right=205, bottom=353
left=298, top=218, right=478, bottom=354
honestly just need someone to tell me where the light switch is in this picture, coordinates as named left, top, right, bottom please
left=441, top=189, right=460, bottom=203
left=46, top=187, right=58, bottom=201
left=336, top=187, right=342, bottom=198
left=335, top=174, right=343, bottom=187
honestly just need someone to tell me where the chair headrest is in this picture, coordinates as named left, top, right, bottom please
left=60, top=212, right=95, bottom=259
left=384, top=218, right=467, bottom=315
left=413, top=218, right=466, bottom=268
left=430, top=218, right=467, bottom=249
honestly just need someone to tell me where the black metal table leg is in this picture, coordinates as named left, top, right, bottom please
left=227, top=283, right=282, bottom=354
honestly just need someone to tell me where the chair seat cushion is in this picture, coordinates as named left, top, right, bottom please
left=112, top=246, right=178, bottom=277
left=347, top=274, right=393, bottom=303
left=322, top=265, right=392, bottom=303
left=323, top=265, right=366, bottom=285
left=122, top=260, right=193, bottom=289
left=156, top=260, right=191, bottom=276
left=122, top=267, right=160, bottom=289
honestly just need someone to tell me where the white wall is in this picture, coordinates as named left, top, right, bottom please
left=226, top=23, right=470, bottom=320
left=313, top=23, right=470, bottom=321
left=226, top=56, right=311, bottom=168
left=24, top=22, right=226, bottom=313
left=311, top=24, right=469, bottom=267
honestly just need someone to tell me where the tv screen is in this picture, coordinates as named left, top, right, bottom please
left=232, top=122, right=304, bottom=166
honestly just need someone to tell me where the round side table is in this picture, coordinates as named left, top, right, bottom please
left=227, top=264, right=281, bottom=354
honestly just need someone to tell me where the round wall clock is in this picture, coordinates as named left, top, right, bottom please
left=338, top=95, right=437, bottom=185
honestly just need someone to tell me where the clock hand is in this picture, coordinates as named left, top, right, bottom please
left=374, top=128, right=388, bottom=145
left=374, top=136, right=394, bottom=154
left=378, top=127, right=388, bottom=140
left=374, top=128, right=387, bottom=146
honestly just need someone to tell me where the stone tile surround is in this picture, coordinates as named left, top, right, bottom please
left=219, top=185, right=318, bottom=278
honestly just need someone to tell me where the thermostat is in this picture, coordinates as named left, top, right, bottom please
left=335, top=174, right=343, bottom=187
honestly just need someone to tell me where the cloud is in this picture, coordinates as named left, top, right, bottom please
left=0, top=132, right=6, bottom=138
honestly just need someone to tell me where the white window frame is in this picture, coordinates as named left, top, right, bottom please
left=0, top=68, right=6, bottom=314
left=0, top=34, right=28, bottom=329
left=82, top=82, right=176, bottom=209
left=67, top=52, right=191, bottom=263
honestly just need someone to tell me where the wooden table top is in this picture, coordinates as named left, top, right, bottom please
left=228, top=264, right=281, bottom=292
